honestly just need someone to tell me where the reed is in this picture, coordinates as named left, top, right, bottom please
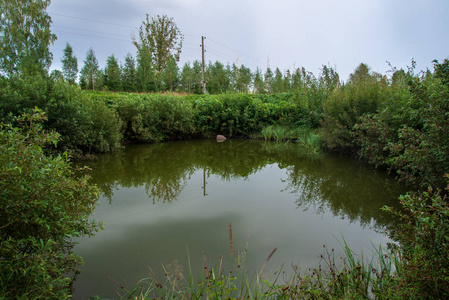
left=111, top=230, right=401, bottom=299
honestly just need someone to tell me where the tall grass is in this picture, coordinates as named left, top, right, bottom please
left=107, top=227, right=403, bottom=300
left=112, top=224, right=282, bottom=299
left=262, top=125, right=321, bottom=154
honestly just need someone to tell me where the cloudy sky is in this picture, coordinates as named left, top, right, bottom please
left=48, top=0, right=449, bottom=82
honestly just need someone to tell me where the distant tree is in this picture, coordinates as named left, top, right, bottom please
left=0, top=0, right=56, bottom=76
left=49, top=69, right=64, bottom=82
left=300, top=67, right=317, bottom=88
left=349, top=63, right=373, bottom=84
left=264, top=67, right=274, bottom=94
left=254, top=67, right=265, bottom=94
left=61, top=43, right=78, bottom=84
left=283, top=69, right=292, bottom=91
left=103, top=54, right=121, bottom=91
left=319, top=65, right=340, bottom=91
left=180, top=62, right=193, bottom=93
left=122, top=53, right=137, bottom=92
left=191, top=60, right=203, bottom=94
left=136, top=44, right=157, bottom=92
left=160, top=56, right=179, bottom=92
left=291, top=68, right=303, bottom=91
left=229, top=63, right=238, bottom=92
left=236, top=65, right=253, bottom=93
left=432, top=58, right=449, bottom=86
left=272, top=68, right=284, bottom=93
left=206, top=61, right=230, bottom=94
left=79, top=48, right=101, bottom=91
left=133, top=14, right=184, bottom=74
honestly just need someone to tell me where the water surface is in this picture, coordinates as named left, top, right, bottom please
left=73, top=139, right=405, bottom=299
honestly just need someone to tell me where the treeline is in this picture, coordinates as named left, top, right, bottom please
left=55, top=42, right=345, bottom=94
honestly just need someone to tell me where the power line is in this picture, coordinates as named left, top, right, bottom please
left=208, top=38, right=265, bottom=65
left=52, top=25, right=132, bottom=38
left=49, top=11, right=138, bottom=29
left=53, top=30, right=130, bottom=42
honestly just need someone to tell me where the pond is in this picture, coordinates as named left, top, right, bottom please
left=72, top=139, right=405, bottom=299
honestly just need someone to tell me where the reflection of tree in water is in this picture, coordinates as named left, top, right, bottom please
left=270, top=145, right=405, bottom=229
left=76, top=140, right=405, bottom=228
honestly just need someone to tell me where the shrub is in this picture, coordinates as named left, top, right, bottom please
left=0, top=109, right=102, bottom=299
left=382, top=179, right=449, bottom=298
left=320, top=81, right=385, bottom=152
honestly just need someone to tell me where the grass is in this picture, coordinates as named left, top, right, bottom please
left=261, top=125, right=321, bottom=154
left=101, top=226, right=404, bottom=300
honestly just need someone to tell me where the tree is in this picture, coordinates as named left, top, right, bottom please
left=291, top=68, right=303, bottom=91
left=79, top=48, right=101, bottom=91
left=103, top=54, right=121, bottom=91
left=191, top=60, right=203, bottom=94
left=206, top=61, right=231, bottom=94
left=349, top=63, right=373, bottom=84
left=236, top=64, right=253, bottom=93
left=122, top=53, right=137, bottom=92
left=264, top=67, right=274, bottom=94
left=180, top=62, right=193, bottom=93
left=160, top=55, right=179, bottom=92
left=319, top=65, right=340, bottom=91
left=61, top=43, right=78, bottom=84
left=272, top=67, right=284, bottom=93
left=0, top=0, right=56, bottom=76
left=136, top=44, right=157, bottom=92
left=133, top=14, right=184, bottom=74
left=254, top=67, right=265, bottom=94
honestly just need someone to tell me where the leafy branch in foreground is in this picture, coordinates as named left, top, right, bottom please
left=0, top=109, right=102, bottom=299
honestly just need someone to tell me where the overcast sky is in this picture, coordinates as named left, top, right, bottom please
left=48, top=0, right=449, bottom=82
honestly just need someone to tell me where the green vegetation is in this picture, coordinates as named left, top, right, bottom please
left=1, top=0, right=449, bottom=298
left=0, top=109, right=102, bottom=299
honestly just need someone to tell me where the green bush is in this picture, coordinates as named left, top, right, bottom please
left=382, top=179, right=449, bottom=298
left=320, top=81, right=385, bottom=152
left=0, top=109, right=102, bottom=298
left=109, top=93, right=196, bottom=142
left=353, top=65, right=449, bottom=189
left=0, top=77, right=123, bottom=156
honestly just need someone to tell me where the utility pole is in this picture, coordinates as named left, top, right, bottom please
left=201, top=36, right=207, bottom=94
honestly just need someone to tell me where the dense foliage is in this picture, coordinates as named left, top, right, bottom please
left=0, top=109, right=101, bottom=299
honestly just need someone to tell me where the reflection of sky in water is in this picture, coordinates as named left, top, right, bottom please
left=73, top=141, right=404, bottom=299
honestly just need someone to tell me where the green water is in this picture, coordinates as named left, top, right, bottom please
left=72, top=139, right=405, bottom=299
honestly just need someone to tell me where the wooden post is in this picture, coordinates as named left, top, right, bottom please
left=202, top=36, right=207, bottom=94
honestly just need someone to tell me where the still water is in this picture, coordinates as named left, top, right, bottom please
left=72, top=139, right=405, bottom=299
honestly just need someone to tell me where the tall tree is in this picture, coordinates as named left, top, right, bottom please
left=236, top=64, right=253, bottom=93
left=272, top=68, right=284, bottom=93
left=0, top=0, right=56, bottom=76
left=254, top=67, right=265, bottom=94
left=160, top=55, right=179, bottom=92
left=206, top=61, right=230, bottom=94
left=103, top=54, right=121, bottom=91
left=291, top=68, right=303, bottom=91
left=133, top=14, right=184, bottom=74
left=264, top=67, right=274, bottom=94
left=61, top=43, right=78, bottom=84
left=349, top=63, right=373, bottom=84
left=319, top=65, right=340, bottom=91
left=191, top=60, right=203, bottom=94
left=122, top=53, right=137, bottom=92
left=136, top=44, right=157, bottom=92
left=79, top=48, right=101, bottom=91
left=180, top=62, right=193, bottom=93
